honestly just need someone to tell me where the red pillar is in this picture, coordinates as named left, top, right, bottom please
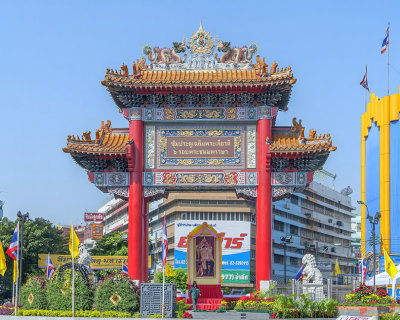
left=256, top=118, right=272, bottom=290
left=142, top=198, right=149, bottom=283
left=128, top=119, right=144, bottom=282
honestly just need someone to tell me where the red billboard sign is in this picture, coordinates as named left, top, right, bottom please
left=84, top=213, right=104, bottom=222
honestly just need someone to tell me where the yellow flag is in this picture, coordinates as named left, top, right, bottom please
left=165, top=263, right=175, bottom=277
left=0, top=239, right=7, bottom=276
left=384, top=248, right=399, bottom=280
left=69, top=224, right=80, bottom=258
left=335, top=259, right=341, bottom=276
left=13, top=260, right=18, bottom=283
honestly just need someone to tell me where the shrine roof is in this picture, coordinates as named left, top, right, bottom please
left=102, top=67, right=295, bottom=88
left=101, top=23, right=296, bottom=110
left=62, top=120, right=129, bottom=156
left=63, top=119, right=336, bottom=160
left=271, top=119, right=337, bottom=155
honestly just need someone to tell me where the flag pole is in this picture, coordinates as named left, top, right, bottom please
left=14, top=221, right=19, bottom=317
left=162, top=264, right=165, bottom=318
left=387, top=22, right=390, bottom=96
left=365, top=65, right=367, bottom=112
left=71, top=225, right=75, bottom=318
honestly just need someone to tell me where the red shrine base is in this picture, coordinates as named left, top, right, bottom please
left=185, top=285, right=223, bottom=310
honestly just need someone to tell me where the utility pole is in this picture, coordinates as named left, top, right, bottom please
left=17, top=211, right=29, bottom=303
left=280, top=235, right=293, bottom=284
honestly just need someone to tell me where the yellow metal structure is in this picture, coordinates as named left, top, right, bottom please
left=361, top=87, right=400, bottom=256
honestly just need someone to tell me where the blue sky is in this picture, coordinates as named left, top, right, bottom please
left=0, top=1, right=399, bottom=225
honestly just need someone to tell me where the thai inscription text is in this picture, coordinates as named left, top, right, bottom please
left=167, top=137, right=235, bottom=158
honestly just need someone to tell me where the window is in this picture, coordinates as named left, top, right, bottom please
left=291, top=196, right=299, bottom=205
left=196, top=212, right=199, bottom=220
left=290, top=257, right=299, bottom=265
left=290, top=225, right=298, bottom=235
left=200, top=212, right=204, bottom=220
left=218, top=212, right=221, bottom=220
left=274, top=220, right=285, bottom=232
left=227, top=213, right=230, bottom=221
left=239, top=212, right=244, bottom=221
left=274, top=254, right=283, bottom=264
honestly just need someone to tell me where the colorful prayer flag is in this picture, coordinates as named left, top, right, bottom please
left=295, top=264, right=304, bottom=282
left=6, top=224, right=18, bottom=261
left=13, top=260, right=18, bottom=283
left=384, top=248, right=399, bottom=280
left=360, top=65, right=370, bottom=92
left=162, top=215, right=168, bottom=267
left=69, top=224, right=80, bottom=258
left=0, top=239, right=7, bottom=276
left=46, top=253, right=55, bottom=280
left=381, top=26, right=389, bottom=54
left=165, top=263, right=175, bottom=277
left=122, top=261, right=128, bottom=275
left=335, top=259, right=341, bottom=276
left=359, top=257, right=367, bottom=281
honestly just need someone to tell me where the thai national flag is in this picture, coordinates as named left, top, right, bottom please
left=381, top=26, right=389, bottom=54
left=360, top=66, right=370, bottom=92
left=6, top=224, right=18, bottom=260
left=122, top=261, right=128, bottom=275
left=46, top=253, right=55, bottom=280
left=296, top=264, right=304, bottom=282
left=359, top=257, right=367, bottom=280
left=161, top=215, right=168, bottom=267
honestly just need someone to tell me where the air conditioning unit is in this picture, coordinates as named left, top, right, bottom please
left=305, top=213, right=311, bottom=217
left=336, top=221, right=343, bottom=226
left=331, top=247, right=336, bottom=253
left=285, top=203, right=291, bottom=210
left=328, top=219, right=333, bottom=223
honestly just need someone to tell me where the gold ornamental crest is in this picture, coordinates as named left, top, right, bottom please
left=189, top=22, right=214, bottom=55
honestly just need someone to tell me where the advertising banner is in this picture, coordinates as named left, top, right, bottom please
left=174, top=220, right=251, bottom=284
left=91, top=223, right=103, bottom=240
left=84, top=213, right=104, bottom=222
left=38, top=254, right=127, bottom=269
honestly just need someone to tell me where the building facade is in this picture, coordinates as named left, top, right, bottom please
left=145, top=171, right=355, bottom=286
left=361, top=88, right=400, bottom=273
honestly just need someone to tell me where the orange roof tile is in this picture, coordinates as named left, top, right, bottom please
left=63, top=121, right=129, bottom=156
left=101, top=67, right=296, bottom=89
left=271, top=128, right=337, bottom=154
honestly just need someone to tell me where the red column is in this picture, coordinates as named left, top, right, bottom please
left=142, top=198, right=149, bottom=283
left=128, top=119, right=144, bottom=283
left=256, top=118, right=272, bottom=290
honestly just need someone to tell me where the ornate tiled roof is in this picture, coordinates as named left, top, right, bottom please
left=63, top=119, right=335, bottom=159
left=271, top=130, right=336, bottom=154
left=270, top=118, right=337, bottom=154
left=62, top=120, right=129, bottom=156
left=102, top=66, right=295, bottom=88
left=101, top=24, right=296, bottom=111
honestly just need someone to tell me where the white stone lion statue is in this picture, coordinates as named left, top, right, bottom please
left=301, top=254, right=324, bottom=300
left=78, top=244, right=93, bottom=273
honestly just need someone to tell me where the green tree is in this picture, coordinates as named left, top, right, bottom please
left=155, top=267, right=188, bottom=291
left=22, top=218, right=68, bottom=277
left=0, top=217, right=67, bottom=300
left=90, top=232, right=127, bottom=256
left=0, top=218, right=17, bottom=300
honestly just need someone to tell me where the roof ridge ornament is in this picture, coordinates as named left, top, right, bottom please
left=141, top=23, right=259, bottom=71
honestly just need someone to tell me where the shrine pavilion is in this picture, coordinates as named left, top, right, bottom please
left=63, top=24, right=336, bottom=289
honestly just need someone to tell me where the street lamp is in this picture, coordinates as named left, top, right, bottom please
left=358, top=200, right=381, bottom=292
left=366, top=211, right=381, bottom=292
left=280, top=235, right=293, bottom=284
left=17, top=211, right=29, bottom=302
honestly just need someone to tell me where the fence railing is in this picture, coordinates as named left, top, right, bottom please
left=269, top=279, right=357, bottom=302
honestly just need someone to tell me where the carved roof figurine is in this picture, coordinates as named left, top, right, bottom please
left=63, top=120, right=129, bottom=157
left=101, top=23, right=297, bottom=111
